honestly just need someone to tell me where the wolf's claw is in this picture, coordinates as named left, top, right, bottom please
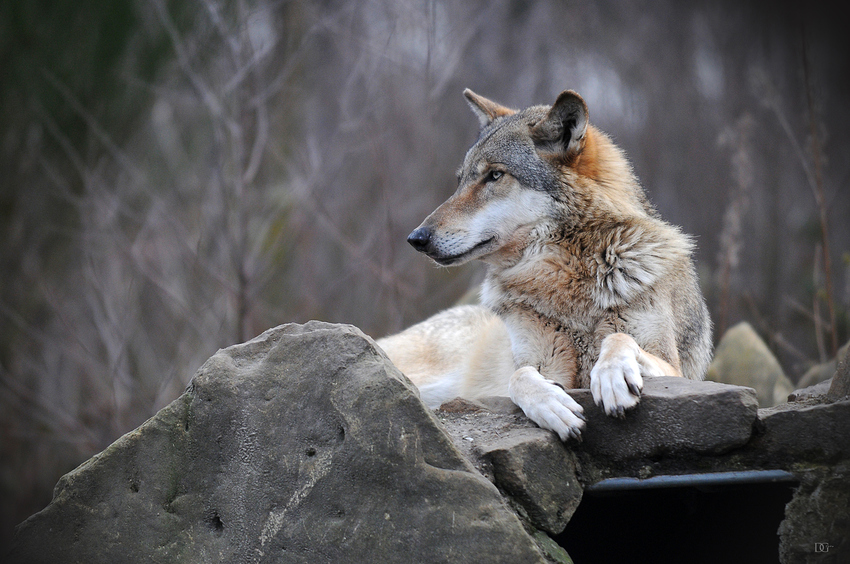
left=590, top=336, right=644, bottom=418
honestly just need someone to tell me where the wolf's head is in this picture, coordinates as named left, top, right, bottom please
left=408, top=89, right=652, bottom=266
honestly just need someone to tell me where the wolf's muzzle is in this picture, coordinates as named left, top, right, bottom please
left=407, top=227, right=432, bottom=253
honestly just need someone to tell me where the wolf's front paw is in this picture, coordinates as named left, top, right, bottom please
left=590, top=334, right=644, bottom=418
left=509, top=366, right=585, bottom=441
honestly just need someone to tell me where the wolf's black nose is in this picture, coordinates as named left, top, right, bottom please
left=407, top=227, right=432, bottom=252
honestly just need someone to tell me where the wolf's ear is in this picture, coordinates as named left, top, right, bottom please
left=531, top=90, right=588, bottom=159
left=463, top=89, right=515, bottom=128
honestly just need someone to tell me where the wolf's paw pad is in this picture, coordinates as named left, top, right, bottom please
left=590, top=354, right=643, bottom=418
left=509, top=367, right=585, bottom=442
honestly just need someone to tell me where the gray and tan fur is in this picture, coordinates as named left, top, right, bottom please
left=378, top=89, right=712, bottom=441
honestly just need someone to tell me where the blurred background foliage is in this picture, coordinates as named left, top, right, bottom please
left=1, top=0, right=848, bottom=542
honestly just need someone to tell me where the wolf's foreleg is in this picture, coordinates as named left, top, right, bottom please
left=589, top=332, right=681, bottom=418
left=509, top=366, right=586, bottom=441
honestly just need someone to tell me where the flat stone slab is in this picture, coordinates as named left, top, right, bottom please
left=571, top=377, right=759, bottom=460
left=754, top=399, right=850, bottom=463
left=9, top=323, right=546, bottom=564
left=439, top=378, right=759, bottom=466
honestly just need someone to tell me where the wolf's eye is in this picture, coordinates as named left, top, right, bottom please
left=485, top=170, right=503, bottom=183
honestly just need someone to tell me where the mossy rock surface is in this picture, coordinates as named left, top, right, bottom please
left=707, top=322, right=794, bottom=406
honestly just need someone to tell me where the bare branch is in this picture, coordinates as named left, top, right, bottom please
left=802, top=26, right=838, bottom=356
left=152, top=0, right=224, bottom=117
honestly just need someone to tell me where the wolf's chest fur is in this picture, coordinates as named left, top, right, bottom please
left=480, top=217, right=688, bottom=387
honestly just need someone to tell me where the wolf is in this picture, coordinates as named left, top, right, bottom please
left=378, top=88, right=712, bottom=441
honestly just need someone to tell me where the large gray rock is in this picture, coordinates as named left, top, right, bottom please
left=706, top=322, right=794, bottom=406
left=572, top=377, right=759, bottom=460
left=8, top=322, right=546, bottom=564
